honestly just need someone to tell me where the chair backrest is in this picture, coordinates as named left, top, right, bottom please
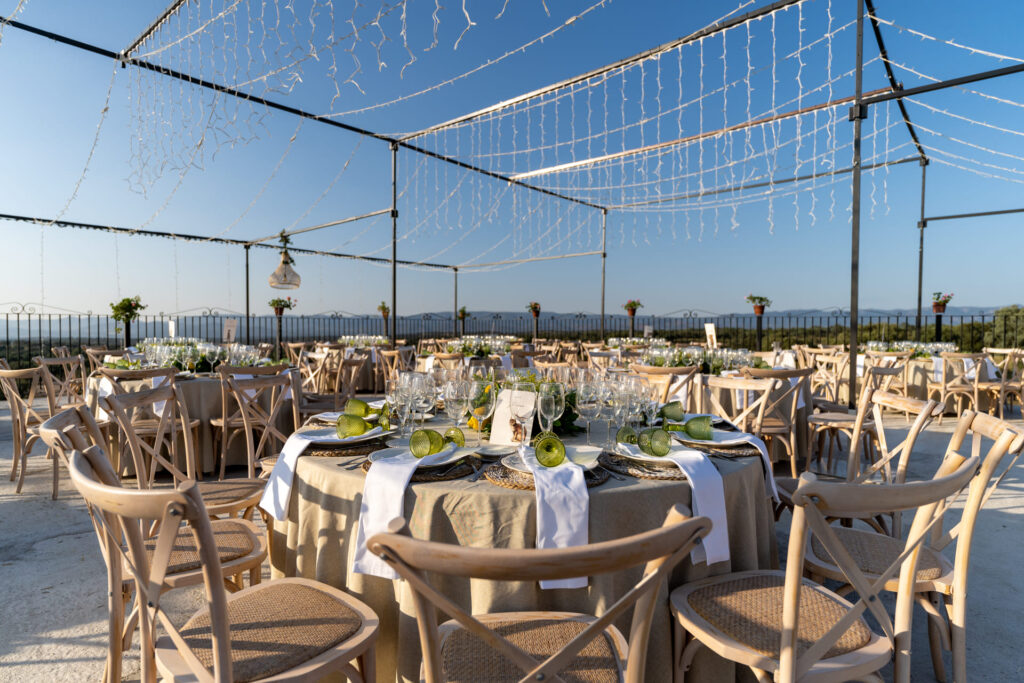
left=225, top=371, right=297, bottom=478
left=981, top=347, right=1022, bottom=386
left=0, top=365, right=57, bottom=434
left=67, top=446, right=234, bottom=682
left=282, top=341, right=308, bottom=365
left=808, top=350, right=848, bottom=402
left=697, top=374, right=778, bottom=435
left=632, top=365, right=698, bottom=404
left=433, top=352, right=464, bottom=371
left=327, top=354, right=368, bottom=406
left=937, top=351, right=987, bottom=389
left=367, top=506, right=711, bottom=683
left=216, top=363, right=293, bottom=441
left=51, top=345, right=71, bottom=358
left=786, top=453, right=981, bottom=681
left=378, top=350, right=403, bottom=382
left=82, top=346, right=109, bottom=373
left=256, top=342, right=275, bottom=358
left=101, top=380, right=198, bottom=487
left=740, top=367, right=814, bottom=429
left=39, top=404, right=108, bottom=465
left=297, top=349, right=327, bottom=393
left=34, top=355, right=87, bottom=408
left=398, top=345, right=417, bottom=371
left=588, top=350, right=619, bottom=371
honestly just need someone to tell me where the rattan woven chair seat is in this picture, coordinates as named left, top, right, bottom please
left=180, top=582, right=363, bottom=682
left=808, top=413, right=870, bottom=427
left=439, top=617, right=621, bottom=683
left=209, top=416, right=252, bottom=428
left=810, top=526, right=947, bottom=583
left=682, top=573, right=872, bottom=659
left=811, top=398, right=849, bottom=414
left=129, top=417, right=201, bottom=431
left=197, top=479, right=265, bottom=506
left=258, top=455, right=278, bottom=476
left=142, top=520, right=255, bottom=575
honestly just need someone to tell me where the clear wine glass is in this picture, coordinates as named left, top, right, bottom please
left=509, top=382, right=538, bottom=457
left=469, top=379, right=497, bottom=446
left=537, top=382, right=565, bottom=434
left=576, top=382, right=602, bottom=447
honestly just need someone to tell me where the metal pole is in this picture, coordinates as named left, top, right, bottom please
left=453, top=268, right=458, bottom=337
left=600, top=209, right=607, bottom=340
left=915, top=160, right=927, bottom=339
left=390, top=142, right=398, bottom=345
left=244, top=244, right=251, bottom=344
left=847, top=0, right=866, bottom=410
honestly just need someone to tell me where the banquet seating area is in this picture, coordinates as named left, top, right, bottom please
left=1, top=334, right=1023, bottom=682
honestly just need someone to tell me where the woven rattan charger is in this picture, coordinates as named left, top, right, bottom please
left=483, top=460, right=609, bottom=490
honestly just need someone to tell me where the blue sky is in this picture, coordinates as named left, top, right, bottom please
left=0, top=0, right=1022, bottom=318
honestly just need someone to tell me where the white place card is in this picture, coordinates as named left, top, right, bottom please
left=490, top=389, right=535, bottom=446
left=222, top=318, right=238, bottom=343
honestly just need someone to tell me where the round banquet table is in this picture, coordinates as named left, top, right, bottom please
left=269, top=429, right=778, bottom=683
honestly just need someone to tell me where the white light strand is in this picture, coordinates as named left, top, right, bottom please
left=869, top=14, right=1024, bottom=64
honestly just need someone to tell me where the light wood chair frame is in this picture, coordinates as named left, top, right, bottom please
left=927, top=352, right=988, bottom=424
left=0, top=365, right=58, bottom=495
left=67, top=447, right=377, bottom=683
left=696, top=374, right=779, bottom=437
left=34, top=354, right=88, bottom=408
left=213, top=364, right=291, bottom=480
left=802, top=411, right=1023, bottom=683
left=368, top=506, right=710, bottom=683
left=741, top=367, right=814, bottom=477
left=672, top=454, right=980, bottom=683
left=225, top=371, right=299, bottom=479
left=979, top=347, right=1023, bottom=419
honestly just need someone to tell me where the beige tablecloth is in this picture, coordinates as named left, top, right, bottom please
left=86, top=374, right=291, bottom=475
left=270, top=435, right=776, bottom=682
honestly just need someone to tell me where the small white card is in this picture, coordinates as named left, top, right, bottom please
left=490, top=389, right=536, bottom=446
left=222, top=318, right=238, bottom=343
left=704, top=323, right=718, bottom=349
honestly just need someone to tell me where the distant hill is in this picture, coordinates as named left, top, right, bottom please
left=415, top=305, right=1019, bottom=319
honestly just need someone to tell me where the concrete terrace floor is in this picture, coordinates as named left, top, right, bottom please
left=1, top=403, right=1023, bottom=681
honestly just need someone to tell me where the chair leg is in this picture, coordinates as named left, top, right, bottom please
left=356, top=644, right=376, bottom=683
left=926, top=610, right=948, bottom=683
left=16, top=447, right=28, bottom=494
left=51, top=448, right=60, bottom=500
left=951, top=590, right=967, bottom=683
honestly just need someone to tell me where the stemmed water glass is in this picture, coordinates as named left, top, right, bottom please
left=444, top=380, right=471, bottom=431
left=576, top=382, right=602, bottom=447
left=537, top=382, right=565, bottom=435
left=469, top=379, right=497, bottom=446
left=413, top=374, right=435, bottom=429
left=509, top=381, right=537, bottom=457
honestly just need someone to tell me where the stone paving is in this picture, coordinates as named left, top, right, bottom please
left=1, top=404, right=1022, bottom=681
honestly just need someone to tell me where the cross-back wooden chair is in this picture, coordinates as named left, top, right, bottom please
left=802, top=411, right=1024, bottom=683
left=927, top=352, right=988, bottom=424
left=224, top=371, right=299, bottom=479
left=281, top=341, right=308, bottom=365
left=368, top=506, right=710, bottom=683
left=97, top=367, right=200, bottom=472
left=212, top=364, right=291, bottom=479
left=51, top=345, right=71, bottom=357
left=864, top=350, right=913, bottom=413
left=255, top=342, right=275, bottom=358
left=808, top=349, right=849, bottom=407
left=805, top=365, right=902, bottom=475
left=671, top=450, right=981, bottom=683
left=378, top=349, right=403, bottom=383
left=102, top=383, right=266, bottom=519
left=39, top=414, right=267, bottom=683
left=978, top=347, right=1023, bottom=419
left=557, top=341, right=581, bottom=365
left=83, top=345, right=110, bottom=373
left=67, top=446, right=377, bottom=683
left=696, top=374, right=779, bottom=437
left=433, top=352, right=464, bottom=372
left=34, top=354, right=87, bottom=408
left=398, top=344, right=417, bottom=371
left=588, top=350, right=619, bottom=372
left=0, top=365, right=59, bottom=495
left=631, top=364, right=699, bottom=406
left=741, top=367, right=814, bottom=477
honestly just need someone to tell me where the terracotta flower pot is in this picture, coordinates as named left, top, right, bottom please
left=753, top=305, right=765, bottom=316
left=627, top=309, right=636, bottom=318
left=932, top=302, right=946, bottom=314
left=531, top=310, right=540, bottom=318
left=273, top=307, right=284, bottom=317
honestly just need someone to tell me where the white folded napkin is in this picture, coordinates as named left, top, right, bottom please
left=151, top=374, right=168, bottom=416
left=932, top=357, right=943, bottom=382
left=730, top=433, right=778, bottom=501
left=259, top=426, right=384, bottom=521
left=352, top=442, right=457, bottom=579
left=618, top=443, right=729, bottom=565
left=367, top=399, right=386, bottom=409
left=522, top=448, right=589, bottom=589
left=778, top=351, right=798, bottom=369
left=500, top=354, right=513, bottom=372
left=423, top=355, right=436, bottom=372
left=667, top=373, right=690, bottom=408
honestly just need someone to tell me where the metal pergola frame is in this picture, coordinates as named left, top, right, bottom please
left=2, top=0, right=1022, bottom=399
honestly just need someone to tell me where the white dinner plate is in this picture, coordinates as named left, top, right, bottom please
left=309, top=411, right=379, bottom=424
left=501, top=446, right=601, bottom=474
left=475, top=444, right=517, bottom=458
left=299, top=427, right=393, bottom=445
left=672, top=428, right=750, bottom=447
left=367, top=446, right=464, bottom=469
left=613, top=444, right=681, bottom=469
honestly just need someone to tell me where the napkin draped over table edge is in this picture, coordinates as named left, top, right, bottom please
left=522, top=447, right=590, bottom=589
left=352, top=442, right=457, bottom=579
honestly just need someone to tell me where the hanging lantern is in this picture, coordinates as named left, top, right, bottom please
left=268, top=230, right=301, bottom=289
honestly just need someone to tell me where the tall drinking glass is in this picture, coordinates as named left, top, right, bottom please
left=469, top=379, right=497, bottom=446
left=576, top=383, right=602, bottom=447
left=509, top=382, right=537, bottom=457
left=537, top=382, right=565, bottom=434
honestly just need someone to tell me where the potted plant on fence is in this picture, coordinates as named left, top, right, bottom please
left=110, top=296, right=146, bottom=349
left=378, top=301, right=391, bottom=336
left=745, top=294, right=772, bottom=316
left=526, top=302, right=541, bottom=342
left=623, top=300, right=643, bottom=336
left=932, top=292, right=953, bottom=314
left=269, top=296, right=295, bottom=360
left=458, top=306, right=468, bottom=336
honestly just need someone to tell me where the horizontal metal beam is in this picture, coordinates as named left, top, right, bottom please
left=513, top=87, right=892, bottom=181
left=0, top=212, right=455, bottom=270
left=246, top=208, right=391, bottom=245
left=122, top=0, right=190, bottom=57
left=401, top=0, right=807, bottom=141
left=923, top=206, right=1024, bottom=225
left=0, top=15, right=604, bottom=212
left=610, top=155, right=919, bottom=209
left=862, top=62, right=1024, bottom=106
left=459, top=250, right=602, bottom=270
